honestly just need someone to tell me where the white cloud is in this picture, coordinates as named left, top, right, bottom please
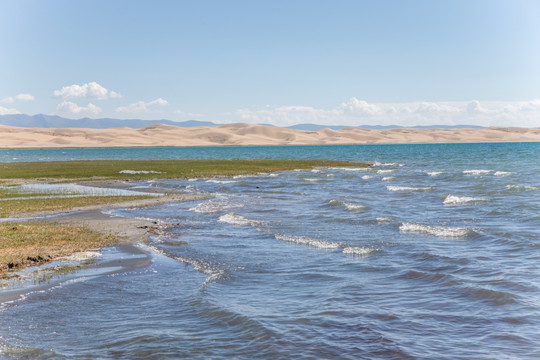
left=2, top=93, right=35, bottom=103
left=233, top=98, right=540, bottom=127
left=57, top=101, right=102, bottom=115
left=116, top=98, right=168, bottom=113
left=53, top=82, right=120, bottom=100
left=0, top=106, right=21, bottom=115
left=109, top=91, right=123, bottom=99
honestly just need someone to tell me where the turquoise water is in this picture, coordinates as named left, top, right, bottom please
left=1, top=143, right=539, bottom=359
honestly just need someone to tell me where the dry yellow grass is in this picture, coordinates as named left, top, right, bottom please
left=0, top=221, right=115, bottom=275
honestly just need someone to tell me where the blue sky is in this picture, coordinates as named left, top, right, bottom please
left=1, top=0, right=539, bottom=126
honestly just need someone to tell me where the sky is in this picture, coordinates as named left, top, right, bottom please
left=1, top=0, right=539, bottom=127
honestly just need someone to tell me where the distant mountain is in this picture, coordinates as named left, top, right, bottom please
left=0, top=114, right=485, bottom=130
left=0, top=114, right=217, bottom=129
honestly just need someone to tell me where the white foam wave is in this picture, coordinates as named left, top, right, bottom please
left=303, top=178, right=320, bottom=182
left=427, top=171, right=444, bottom=176
left=377, top=169, right=395, bottom=174
left=376, top=217, right=392, bottom=223
left=381, top=177, right=395, bottom=181
left=386, top=186, right=432, bottom=192
left=362, top=175, right=372, bottom=180
left=189, top=198, right=243, bottom=214
left=342, top=247, right=377, bottom=256
left=218, top=213, right=260, bottom=226
left=343, top=202, right=368, bottom=212
left=443, top=195, right=488, bottom=205
left=329, top=199, right=368, bottom=212
left=494, top=171, right=514, bottom=177
left=463, top=169, right=492, bottom=176
left=328, top=167, right=368, bottom=172
left=399, top=222, right=474, bottom=238
left=373, top=162, right=403, bottom=167
left=206, top=179, right=237, bottom=184
left=275, top=234, right=341, bottom=250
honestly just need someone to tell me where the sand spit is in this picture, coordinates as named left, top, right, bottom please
left=1, top=124, right=540, bottom=148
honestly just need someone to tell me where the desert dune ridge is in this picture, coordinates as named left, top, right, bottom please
left=1, top=123, right=539, bottom=148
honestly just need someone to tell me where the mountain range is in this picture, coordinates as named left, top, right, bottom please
left=0, top=114, right=485, bottom=130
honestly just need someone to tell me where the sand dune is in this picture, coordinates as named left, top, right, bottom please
left=1, top=123, right=539, bottom=148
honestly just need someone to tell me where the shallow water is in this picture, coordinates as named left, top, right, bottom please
left=1, top=143, right=539, bottom=359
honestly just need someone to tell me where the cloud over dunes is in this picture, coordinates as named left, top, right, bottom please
left=0, top=106, right=21, bottom=115
left=116, top=98, right=168, bottom=113
left=53, top=82, right=121, bottom=100
left=57, top=101, right=102, bottom=115
left=235, top=98, right=540, bottom=127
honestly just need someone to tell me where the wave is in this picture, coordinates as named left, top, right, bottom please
left=189, top=198, right=243, bottom=214
left=218, top=213, right=260, bottom=226
left=329, top=199, right=368, bottom=212
left=494, top=171, right=514, bottom=177
left=303, top=178, right=321, bottom=182
left=427, top=171, right=444, bottom=176
left=173, top=255, right=227, bottom=285
left=206, top=179, right=237, bottom=184
left=399, top=222, right=475, bottom=238
left=386, top=186, right=433, bottom=192
left=361, top=175, right=372, bottom=180
left=463, top=169, right=492, bottom=176
left=443, top=194, right=488, bottom=205
left=342, top=247, right=377, bottom=256
left=275, top=234, right=342, bottom=250
left=381, top=177, right=395, bottom=181
left=328, top=167, right=368, bottom=172
left=373, top=161, right=404, bottom=167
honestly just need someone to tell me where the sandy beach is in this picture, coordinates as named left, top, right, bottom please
left=1, top=123, right=540, bottom=148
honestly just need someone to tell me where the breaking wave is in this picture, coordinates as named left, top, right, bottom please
left=399, top=222, right=476, bottom=238
left=206, top=179, right=238, bottom=184
left=463, top=169, right=492, bottom=176
left=443, top=195, right=488, bottom=205
left=218, top=213, right=261, bottom=226
left=189, top=198, right=243, bottom=214
left=275, top=234, right=342, bottom=250
left=386, top=186, right=433, bottom=192
left=342, top=247, right=377, bottom=256
left=329, top=199, right=368, bottom=212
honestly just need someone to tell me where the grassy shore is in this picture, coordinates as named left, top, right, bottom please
left=0, top=222, right=114, bottom=275
left=0, top=159, right=368, bottom=182
left=0, top=159, right=369, bottom=277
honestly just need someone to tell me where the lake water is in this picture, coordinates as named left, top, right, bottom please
left=1, top=143, right=539, bottom=359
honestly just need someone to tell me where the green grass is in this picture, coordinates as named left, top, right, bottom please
left=0, top=195, right=153, bottom=217
left=0, top=221, right=115, bottom=275
left=0, top=159, right=369, bottom=181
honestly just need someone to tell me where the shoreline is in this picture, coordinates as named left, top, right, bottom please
left=1, top=139, right=540, bottom=151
